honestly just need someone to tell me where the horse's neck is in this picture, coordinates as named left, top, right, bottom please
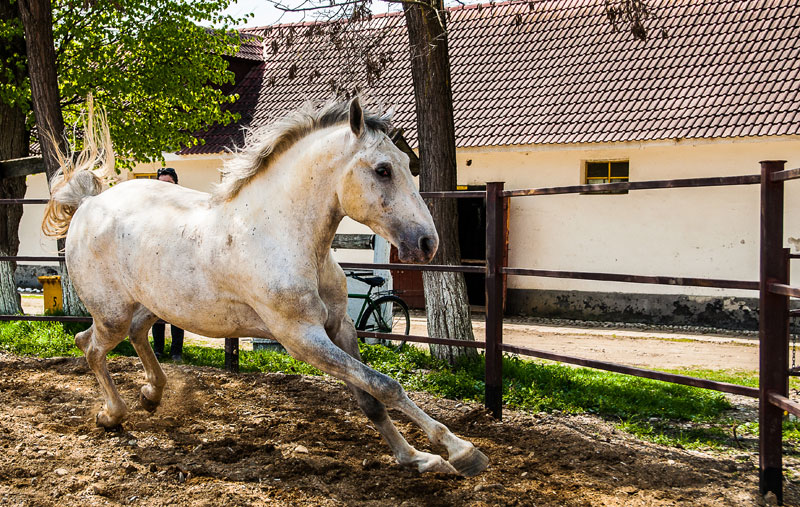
left=225, top=131, right=347, bottom=266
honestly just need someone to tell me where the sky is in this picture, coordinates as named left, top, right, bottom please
left=219, top=0, right=403, bottom=28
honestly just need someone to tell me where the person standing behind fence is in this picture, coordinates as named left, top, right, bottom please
left=151, top=167, right=185, bottom=362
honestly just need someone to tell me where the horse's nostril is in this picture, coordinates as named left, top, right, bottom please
left=419, top=236, right=435, bottom=256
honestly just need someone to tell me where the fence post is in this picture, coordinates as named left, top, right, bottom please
left=225, top=338, right=239, bottom=373
left=485, top=182, right=505, bottom=419
left=759, top=160, right=788, bottom=503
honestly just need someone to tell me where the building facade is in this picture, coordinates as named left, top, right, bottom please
left=16, top=0, right=800, bottom=328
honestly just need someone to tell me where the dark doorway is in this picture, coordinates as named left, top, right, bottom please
left=458, top=185, right=487, bottom=307
left=390, top=185, right=490, bottom=309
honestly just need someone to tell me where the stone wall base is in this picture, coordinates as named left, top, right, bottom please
left=506, top=288, right=766, bottom=331
left=15, top=264, right=59, bottom=289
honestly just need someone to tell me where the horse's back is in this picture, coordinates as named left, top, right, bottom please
left=65, top=179, right=218, bottom=305
left=80, top=178, right=211, bottom=218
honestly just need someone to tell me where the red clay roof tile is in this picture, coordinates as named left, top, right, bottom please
left=180, top=0, right=800, bottom=154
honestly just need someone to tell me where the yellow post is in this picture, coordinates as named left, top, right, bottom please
left=37, top=275, right=63, bottom=314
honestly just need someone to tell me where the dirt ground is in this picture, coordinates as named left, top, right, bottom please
left=11, top=295, right=790, bottom=505
left=0, top=352, right=797, bottom=506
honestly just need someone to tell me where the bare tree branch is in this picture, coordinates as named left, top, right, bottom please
left=604, top=0, right=661, bottom=41
left=272, top=0, right=363, bottom=13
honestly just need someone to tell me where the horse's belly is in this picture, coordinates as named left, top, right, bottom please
left=150, top=298, right=267, bottom=339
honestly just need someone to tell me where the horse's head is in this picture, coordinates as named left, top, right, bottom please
left=337, top=98, right=438, bottom=264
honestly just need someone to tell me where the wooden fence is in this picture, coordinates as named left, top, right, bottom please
left=1, top=160, right=798, bottom=502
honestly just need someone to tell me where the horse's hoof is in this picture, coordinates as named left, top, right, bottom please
left=449, top=447, right=489, bottom=477
left=139, top=391, right=160, bottom=413
left=417, top=454, right=458, bottom=475
left=95, top=412, right=123, bottom=431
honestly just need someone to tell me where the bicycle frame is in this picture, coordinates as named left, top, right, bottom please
left=347, top=288, right=376, bottom=329
left=346, top=272, right=399, bottom=333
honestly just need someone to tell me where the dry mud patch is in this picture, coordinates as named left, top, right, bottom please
left=0, top=352, right=796, bottom=506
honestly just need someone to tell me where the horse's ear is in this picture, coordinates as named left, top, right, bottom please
left=349, top=97, right=364, bottom=138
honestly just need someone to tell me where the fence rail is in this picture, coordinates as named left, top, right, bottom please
left=502, top=267, right=759, bottom=290
left=0, top=198, right=49, bottom=204
left=1, top=161, right=796, bottom=501
left=770, top=167, right=800, bottom=183
left=419, top=191, right=485, bottom=199
left=502, top=174, right=761, bottom=197
left=767, top=392, right=800, bottom=418
left=0, top=315, right=93, bottom=322
left=356, top=330, right=486, bottom=349
left=0, top=256, right=63, bottom=262
left=339, top=262, right=485, bottom=274
left=768, top=283, right=800, bottom=298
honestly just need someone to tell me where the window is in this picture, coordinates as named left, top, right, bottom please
left=134, top=173, right=157, bottom=179
left=583, top=160, right=629, bottom=194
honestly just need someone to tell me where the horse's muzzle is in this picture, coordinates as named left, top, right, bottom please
left=398, top=232, right=438, bottom=264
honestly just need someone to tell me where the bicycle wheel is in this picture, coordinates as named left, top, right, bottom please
left=358, top=295, right=410, bottom=349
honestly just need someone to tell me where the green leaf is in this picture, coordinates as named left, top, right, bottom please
left=2, top=0, right=247, bottom=166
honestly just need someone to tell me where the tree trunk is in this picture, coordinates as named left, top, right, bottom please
left=0, top=124, right=27, bottom=316
left=403, top=0, right=476, bottom=364
left=0, top=0, right=29, bottom=315
left=18, top=0, right=66, bottom=173
left=19, top=0, right=87, bottom=315
left=0, top=130, right=27, bottom=316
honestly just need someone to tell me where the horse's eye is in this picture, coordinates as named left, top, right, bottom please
left=375, top=164, right=392, bottom=179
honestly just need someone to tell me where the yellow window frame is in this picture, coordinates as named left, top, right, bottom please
left=134, top=172, right=157, bottom=179
left=583, top=160, right=629, bottom=194
left=584, top=160, right=629, bottom=185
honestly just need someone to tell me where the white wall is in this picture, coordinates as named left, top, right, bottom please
left=18, top=136, right=800, bottom=303
left=457, top=136, right=800, bottom=297
left=123, top=155, right=224, bottom=192
left=18, top=173, right=56, bottom=261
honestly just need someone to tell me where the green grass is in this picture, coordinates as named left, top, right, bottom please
left=360, top=347, right=734, bottom=422
left=0, top=321, right=319, bottom=375
left=2, top=320, right=796, bottom=453
left=658, top=368, right=760, bottom=388
left=658, top=368, right=800, bottom=391
left=0, top=320, right=137, bottom=357
left=182, top=344, right=322, bottom=376
left=1, top=320, right=89, bottom=357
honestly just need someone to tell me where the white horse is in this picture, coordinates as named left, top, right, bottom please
left=42, top=98, right=489, bottom=476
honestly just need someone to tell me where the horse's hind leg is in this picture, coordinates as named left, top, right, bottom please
left=283, top=320, right=488, bottom=476
left=330, top=319, right=458, bottom=474
left=126, top=305, right=164, bottom=412
left=76, top=315, right=132, bottom=429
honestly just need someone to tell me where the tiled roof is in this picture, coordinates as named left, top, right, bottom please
left=181, top=0, right=800, bottom=154
left=232, top=32, right=264, bottom=61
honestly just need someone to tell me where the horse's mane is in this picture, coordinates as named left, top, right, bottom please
left=213, top=100, right=391, bottom=203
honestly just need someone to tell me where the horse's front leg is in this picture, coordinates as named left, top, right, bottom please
left=278, top=315, right=488, bottom=476
left=126, top=305, right=165, bottom=412
left=328, top=317, right=459, bottom=473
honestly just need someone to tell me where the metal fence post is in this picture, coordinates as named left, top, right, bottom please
left=485, top=182, right=505, bottom=419
left=225, top=338, right=239, bottom=373
left=759, top=160, right=788, bottom=503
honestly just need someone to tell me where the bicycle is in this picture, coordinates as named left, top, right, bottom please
left=346, top=271, right=410, bottom=349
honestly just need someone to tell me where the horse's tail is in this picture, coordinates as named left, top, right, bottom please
left=42, top=97, right=117, bottom=239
